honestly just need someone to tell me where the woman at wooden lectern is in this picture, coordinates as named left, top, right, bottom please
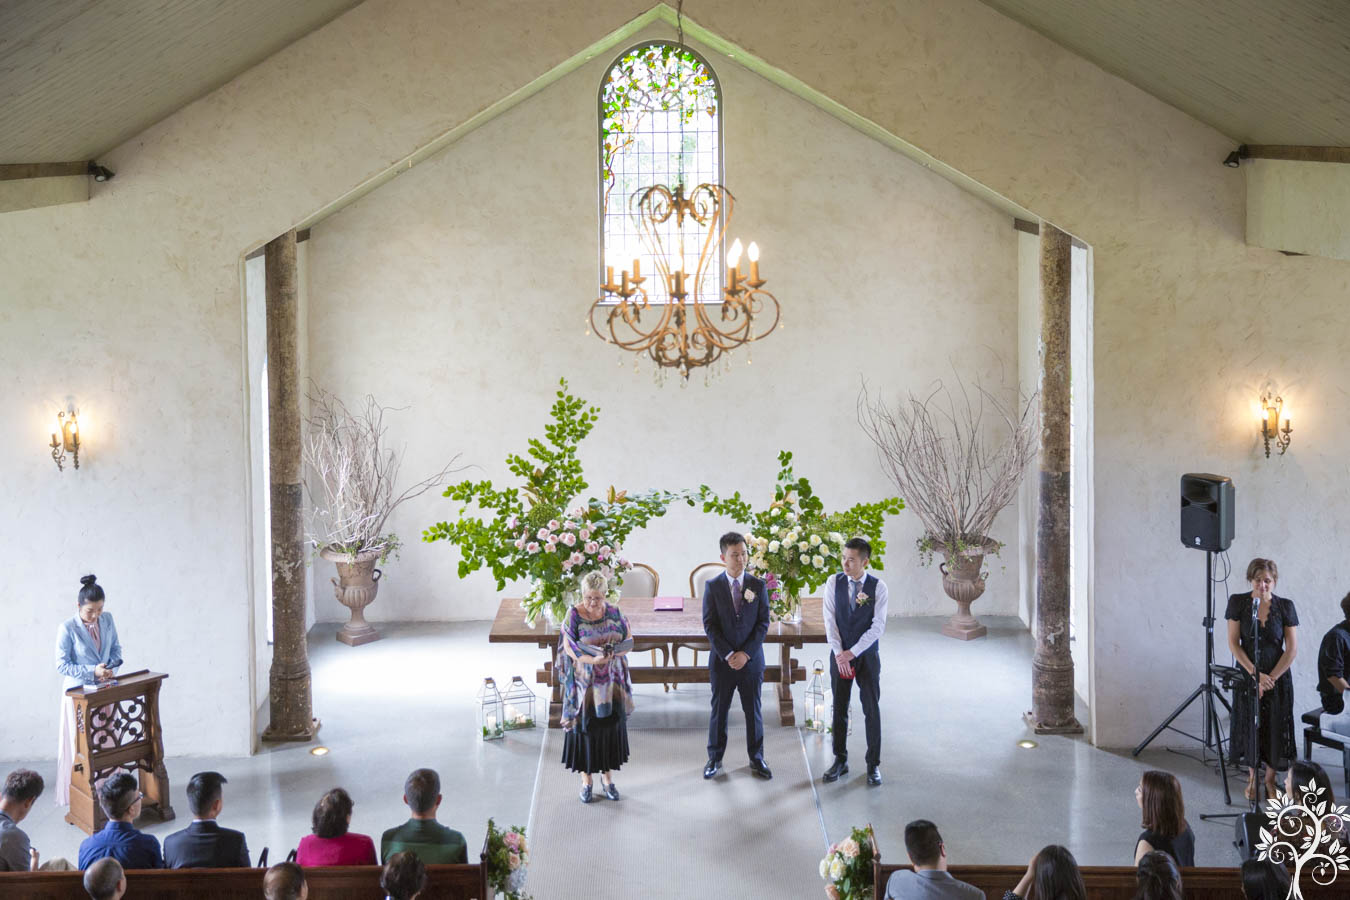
left=54, top=574, right=122, bottom=806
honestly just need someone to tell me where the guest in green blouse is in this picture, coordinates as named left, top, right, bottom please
left=379, top=769, right=467, bottom=864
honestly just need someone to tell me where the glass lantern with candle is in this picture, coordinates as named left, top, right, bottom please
left=477, top=677, right=505, bottom=741
left=803, top=659, right=830, bottom=734
left=501, top=675, right=538, bottom=731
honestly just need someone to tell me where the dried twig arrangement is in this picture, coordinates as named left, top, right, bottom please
left=857, top=375, right=1037, bottom=562
left=303, top=387, right=465, bottom=562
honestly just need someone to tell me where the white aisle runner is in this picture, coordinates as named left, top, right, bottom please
left=525, top=717, right=827, bottom=898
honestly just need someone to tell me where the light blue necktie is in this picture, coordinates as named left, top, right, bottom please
left=848, top=578, right=861, bottom=612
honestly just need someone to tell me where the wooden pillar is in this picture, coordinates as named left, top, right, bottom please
left=1028, top=223, right=1083, bottom=735
left=261, top=230, right=319, bottom=742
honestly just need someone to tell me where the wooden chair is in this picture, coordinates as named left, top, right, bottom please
left=674, top=562, right=725, bottom=676
left=620, top=563, right=671, bottom=691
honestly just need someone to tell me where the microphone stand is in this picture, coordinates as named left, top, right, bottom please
left=1201, top=591, right=1263, bottom=839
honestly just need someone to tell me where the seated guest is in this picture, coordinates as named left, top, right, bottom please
left=381, top=850, right=428, bottom=900
left=380, top=768, right=467, bottom=864
left=82, top=856, right=126, bottom=900
left=163, top=770, right=250, bottom=867
left=78, top=773, right=164, bottom=870
left=264, top=860, right=309, bottom=900
left=1134, top=770, right=1195, bottom=866
left=1133, top=850, right=1183, bottom=900
left=883, top=819, right=982, bottom=899
left=1004, top=845, right=1086, bottom=900
left=1240, top=858, right=1291, bottom=900
left=1284, top=760, right=1346, bottom=840
left=0, top=768, right=44, bottom=871
left=1316, top=591, right=1350, bottom=734
left=296, top=787, right=376, bottom=866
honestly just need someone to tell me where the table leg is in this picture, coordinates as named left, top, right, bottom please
left=777, top=643, right=795, bottom=726
left=548, top=645, right=563, bottom=728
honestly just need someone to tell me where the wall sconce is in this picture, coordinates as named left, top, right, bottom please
left=51, top=410, right=81, bottom=471
left=1259, top=392, right=1292, bottom=458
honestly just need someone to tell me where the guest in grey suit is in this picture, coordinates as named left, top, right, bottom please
left=885, top=820, right=983, bottom=900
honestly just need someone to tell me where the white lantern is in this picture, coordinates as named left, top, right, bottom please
left=477, top=677, right=505, bottom=741
left=502, top=675, right=539, bottom=730
left=803, top=659, right=829, bottom=733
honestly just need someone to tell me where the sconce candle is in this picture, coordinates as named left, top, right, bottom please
left=1259, top=392, right=1292, bottom=458
left=51, top=409, right=81, bottom=471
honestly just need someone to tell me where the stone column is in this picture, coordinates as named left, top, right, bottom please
left=1027, top=223, right=1083, bottom=734
left=261, top=230, right=319, bottom=742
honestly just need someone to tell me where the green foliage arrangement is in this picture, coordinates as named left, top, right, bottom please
left=819, top=825, right=876, bottom=900
left=698, top=451, right=904, bottom=619
left=423, top=380, right=682, bottom=623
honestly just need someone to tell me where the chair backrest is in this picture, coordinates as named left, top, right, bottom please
left=620, top=563, right=660, bottom=598
left=689, top=562, right=725, bottom=600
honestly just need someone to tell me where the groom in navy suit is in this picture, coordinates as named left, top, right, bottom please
left=702, top=531, right=773, bottom=780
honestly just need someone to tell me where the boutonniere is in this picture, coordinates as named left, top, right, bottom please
left=743, top=588, right=756, bottom=603
left=856, top=592, right=871, bottom=605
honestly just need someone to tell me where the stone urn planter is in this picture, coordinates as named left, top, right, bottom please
left=320, top=547, right=382, bottom=646
left=935, top=537, right=999, bottom=641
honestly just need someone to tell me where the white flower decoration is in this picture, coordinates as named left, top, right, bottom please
left=812, top=554, right=825, bottom=568
left=797, top=540, right=810, bottom=552
left=809, top=534, right=822, bottom=547
left=768, top=540, right=781, bottom=552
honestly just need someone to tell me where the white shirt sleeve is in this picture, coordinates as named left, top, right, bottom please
left=847, top=577, right=888, bottom=657
left=821, top=574, right=842, bottom=657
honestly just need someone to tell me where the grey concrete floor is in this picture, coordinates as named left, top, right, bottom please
left=15, top=615, right=1330, bottom=877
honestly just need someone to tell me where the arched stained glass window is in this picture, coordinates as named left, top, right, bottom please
left=599, top=42, right=721, bottom=301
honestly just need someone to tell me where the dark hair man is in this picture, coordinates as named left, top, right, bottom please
left=821, top=537, right=888, bottom=786
left=0, top=768, right=44, bottom=871
left=702, top=531, right=773, bottom=781
left=163, top=770, right=251, bottom=867
left=1316, top=591, right=1350, bottom=735
left=380, top=768, right=467, bottom=864
left=263, top=860, right=309, bottom=900
left=884, top=820, right=984, bottom=899
left=77, top=772, right=163, bottom=870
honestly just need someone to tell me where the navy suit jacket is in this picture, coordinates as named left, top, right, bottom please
left=164, top=820, right=251, bottom=868
left=702, top=571, right=771, bottom=668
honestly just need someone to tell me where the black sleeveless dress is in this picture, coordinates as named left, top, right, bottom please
left=1226, top=592, right=1298, bottom=771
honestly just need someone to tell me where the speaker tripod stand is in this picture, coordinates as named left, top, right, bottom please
left=1132, top=550, right=1236, bottom=804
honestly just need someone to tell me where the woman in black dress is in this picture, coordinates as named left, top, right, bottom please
left=1226, top=557, right=1299, bottom=801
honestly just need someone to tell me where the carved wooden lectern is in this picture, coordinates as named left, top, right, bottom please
left=64, top=670, right=175, bottom=835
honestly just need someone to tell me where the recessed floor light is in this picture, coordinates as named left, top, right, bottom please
left=310, top=746, right=330, bottom=756
left=1017, top=740, right=1038, bottom=749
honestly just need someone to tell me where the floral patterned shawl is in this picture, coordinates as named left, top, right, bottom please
left=557, top=603, right=634, bottom=731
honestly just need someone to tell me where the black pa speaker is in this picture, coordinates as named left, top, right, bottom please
left=1234, top=810, right=1264, bottom=861
left=1180, top=473, right=1234, bottom=552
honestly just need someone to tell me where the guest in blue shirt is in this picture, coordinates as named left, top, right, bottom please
left=56, top=574, right=123, bottom=807
left=78, top=773, right=163, bottom=870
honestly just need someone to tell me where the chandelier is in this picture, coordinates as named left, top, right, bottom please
left=589, top=182, right=780, bottom=378
left=587, top=1, right=780, bottom=380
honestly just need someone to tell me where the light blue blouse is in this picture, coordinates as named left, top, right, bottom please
left=56, top=613, right=123, bottom=690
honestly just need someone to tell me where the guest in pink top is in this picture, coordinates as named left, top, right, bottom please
left=295, top=788, right=376, bottom=867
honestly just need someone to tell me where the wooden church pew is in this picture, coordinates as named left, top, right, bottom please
left=873, top=863, right=1343, bottom=899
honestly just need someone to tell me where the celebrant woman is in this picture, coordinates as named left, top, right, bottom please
left=1226, top=557, right=1299, bottom=801
left=55, top=574, right=123, bottom=806
left=558, top=569, right=634, bottom=804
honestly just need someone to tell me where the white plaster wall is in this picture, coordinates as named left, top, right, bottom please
left=2, top=0, right=1348, bottom=757
left=1247, top=159, right=1350, bottom=261
left=303, top=33, right=1021, bottom=624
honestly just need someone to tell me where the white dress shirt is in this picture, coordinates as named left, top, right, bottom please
left=821, top=571, right=889, bottom=657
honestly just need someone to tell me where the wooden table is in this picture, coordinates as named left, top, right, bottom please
left=488, top=597, right=827, bottom=727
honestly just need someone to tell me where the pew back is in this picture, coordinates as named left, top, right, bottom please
left=0, top=863, right=490, bottom=899
left=874, top=863, right=1343, bottom=899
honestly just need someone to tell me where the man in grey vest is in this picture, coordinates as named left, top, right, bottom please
left=821, top=537, right=887, bottom=786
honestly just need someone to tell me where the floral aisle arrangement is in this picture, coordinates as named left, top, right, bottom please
left=699, top=451, right=904, bottom=621
left=484, top=818, right=531, bottom=899
left=423, top=380, right=683, bottom=624
left=819, top=825, right=876, bottom=900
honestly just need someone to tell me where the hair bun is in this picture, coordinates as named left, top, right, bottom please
left=80, top=574, right=98, bottom=586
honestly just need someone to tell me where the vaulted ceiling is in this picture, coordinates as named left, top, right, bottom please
left=1, top=0, right=1347, bottom=164
left=977, top=0, right=1350, bottom=147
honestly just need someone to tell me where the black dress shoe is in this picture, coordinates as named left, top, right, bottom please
left=867, top=766, right=882, bottom=786
left=703, top=758, right=722, bottom=779
left=750, top=759, right=773, bottom=780
left=822, top=758, right=849, bottom=783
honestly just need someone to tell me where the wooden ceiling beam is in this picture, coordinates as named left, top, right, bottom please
left=0, top=162, right=91, bottom=181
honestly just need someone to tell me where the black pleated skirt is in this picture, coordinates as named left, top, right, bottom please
left=561, top=710, right=629, bottom=774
